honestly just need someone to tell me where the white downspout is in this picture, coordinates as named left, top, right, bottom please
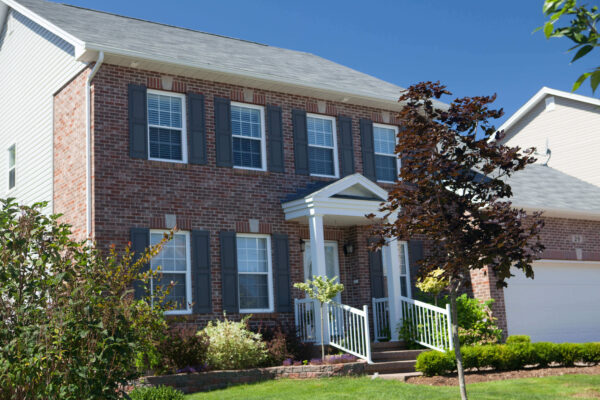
left=85, top=51, right=104, bottom=239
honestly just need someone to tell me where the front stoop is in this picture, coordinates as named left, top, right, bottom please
left=366, top=342, right=426, bottom=375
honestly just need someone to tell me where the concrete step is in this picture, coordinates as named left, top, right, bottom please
left=365, top=360, right=417, bottom=374
left=372, top=371, right=423, bottom=381
left=371, top=349, right=426, bottom=362
left=371, top=341, right=406, bottom=351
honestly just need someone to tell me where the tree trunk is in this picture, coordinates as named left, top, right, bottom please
left=320, top=302, right=325, bottom=360
left=450, top=291, right=468, bottom=400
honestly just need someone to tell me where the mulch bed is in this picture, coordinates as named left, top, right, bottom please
left=406, top=365, right=600, bottom=386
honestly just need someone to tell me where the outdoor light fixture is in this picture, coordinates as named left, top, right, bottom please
left=299, top=239, right=305, bottom=252
left=343, top=242, right=354, bottom=256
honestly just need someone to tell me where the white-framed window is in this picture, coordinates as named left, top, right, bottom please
left=236, top=234, right=274, bottom=313
left=307, top=114, right=339, bottom=178
left=231, top=102, right=267, bottom=171
left=147, top=90, right=187, bottom=163
left=399, top=241, right=411, bottom=298
left=7, top=144, right=15, bottom=191
left=150, top=230, right=192, bottom=315
left=373, top=123, right=400, bottom=183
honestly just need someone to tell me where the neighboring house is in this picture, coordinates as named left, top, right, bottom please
left=480, top=88, right=600, bottom=343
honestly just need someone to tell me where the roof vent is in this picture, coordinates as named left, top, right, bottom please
left=545, top=96, right=555, bottom=111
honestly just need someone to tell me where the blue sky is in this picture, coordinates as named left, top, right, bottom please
left=58, top=0, right=598, bottom=126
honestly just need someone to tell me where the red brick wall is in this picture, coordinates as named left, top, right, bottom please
left=79, top=64, right=402, bottom=327
left=53, top=68, right=89, bottom=240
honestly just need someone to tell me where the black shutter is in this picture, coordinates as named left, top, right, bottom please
left=360, top=118, right=376, bottom=181
left=192, top=230, right=211, bottom=313
left=292, top=109, right=309, bottom=175
left=188, top=93, right=207, bottom=165
left=338, top=115, right=355, bottom=177
left=128, top=84, right=148, bottom=159
left=131, top=227, right=150, bottom=299
left=267, top=104, right=285, bottom=173
left=272, top=234, right=291, bottom=312
left=220, top=231, right=238, bottom=313
left=408, top=240, right=424, bottom=295
left=214, top=96, right=233, bottom=167
left=368, top=239, right=385, bottom=298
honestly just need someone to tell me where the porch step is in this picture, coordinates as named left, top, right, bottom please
left=371, top=341, right=406, bottom=351
left=366, top=360, right=418, bottom=374
left=371, top=349, right=425, bottom=362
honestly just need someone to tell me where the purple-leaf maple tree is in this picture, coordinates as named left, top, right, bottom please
left=372, top=82, right=545, bottom=400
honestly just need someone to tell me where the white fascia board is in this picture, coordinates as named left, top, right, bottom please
left=283, top=196, right=385, bottom=221
left=496, top=87, right=600, bottom=139
left=516, top=204, right=600, bottom=221
left=1, top=0, right=85, bottom=50
left=315, top=173, right=388, bottom=200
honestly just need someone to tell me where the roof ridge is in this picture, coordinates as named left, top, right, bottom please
left=58, top=2, right=270, bottom=47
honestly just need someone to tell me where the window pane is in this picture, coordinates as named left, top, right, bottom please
left=8, top=169, right=15, bottom=190
left=149, top=127, right=182, bottom=161
left=233, top=137, right=262, bottom=169
left=325, top=246, right=336, bottom=279
left=375, top=155, right=397, bottom=182
left=307, top=117, right=333, bottom=147
left=309, top=147, right=334, bottom=176
left=373, top=126, right=396, bottom=155
left=8, top=145, right=15, bottom=168
left=155, top=273, right=187, bottom=310
left=151, top=233, right=188, bottom=273
left=237, top=237, right=268, bottom=273
left=148, top=93, right=182, bottom=129
left=399, top=243, right=407, bottom=275
left=239, top=274, right=269, bottom=309
left=231, top=106, right=262, bottom=138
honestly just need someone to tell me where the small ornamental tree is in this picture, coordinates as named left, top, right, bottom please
left=415, top=268, right=448, bottom=306
left=372, top=82, right=544, bottom=400
left=0, top=198, right=173, bottom=400
left=294, top=276, right=344, bottom=360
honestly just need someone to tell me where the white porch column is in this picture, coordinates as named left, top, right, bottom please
left=383, top=240, right=403, bottom=342
left=308, top=213, right=329, bottom=345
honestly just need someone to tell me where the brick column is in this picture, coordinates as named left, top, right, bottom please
left=469, top=267, right=508, bottom=336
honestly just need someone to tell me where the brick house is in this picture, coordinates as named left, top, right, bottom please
left=1, top=0, right=598, bottom=364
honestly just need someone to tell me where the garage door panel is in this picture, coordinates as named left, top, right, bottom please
left=504, top=262, right=600, bottom=343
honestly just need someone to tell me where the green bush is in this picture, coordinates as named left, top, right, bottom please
left=581, top=343, right=600, bottom=365
left=0, top=199, right=171, bottom=400
left=415, top=351, right=456, bottom=376
left=558, top=343, right=583, bottom=367
left=506, top=335, right=531, bottom=345
left=531, top=342, right=560, bottom=367
left=152, top=326, right=209, bottom=374
left=456, top=294, right=503, bottom=346
left=201, top=315, right=269, bottom=370
left=129, top=386, right=184, bottom=400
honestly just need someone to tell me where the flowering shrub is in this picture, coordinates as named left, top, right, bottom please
left=200, top=315, right=269, bottom=370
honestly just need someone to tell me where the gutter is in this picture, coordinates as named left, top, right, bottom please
left=85, top=51, right=104, bottom=239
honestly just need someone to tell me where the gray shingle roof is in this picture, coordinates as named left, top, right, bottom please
left=505, top=164, right=600, bottom=215
left=12, top=0, right=410, bottom=103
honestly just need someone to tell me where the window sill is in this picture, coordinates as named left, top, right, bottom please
left=233, top=168, right=271, bottom=176
left=309, top=174, right=338, bottom=180
left=240, top=309, right=274, bottom=314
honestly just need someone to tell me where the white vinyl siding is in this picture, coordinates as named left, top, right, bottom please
left=231, top=102, right=266, bottom=170
left=237, top=234, right=274, bottom=313
left=0, top=11, right=85, bottom=209
left=373, top=124, right=399, bottom=183
left=150, top=231, right=192, bottom=315
left=147, top=90, right=187, bottom=163
left=7, top=144, right=15, bottom=191
left=307, top=114, right=339, bottom=178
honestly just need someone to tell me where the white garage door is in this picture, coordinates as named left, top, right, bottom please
left=504, top=261, right=600, bottom=343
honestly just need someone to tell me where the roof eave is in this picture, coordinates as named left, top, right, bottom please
left=515, top=204, right=600, bottom=221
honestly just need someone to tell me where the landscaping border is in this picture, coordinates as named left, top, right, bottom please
left=135, top=362, right=366, bottom=394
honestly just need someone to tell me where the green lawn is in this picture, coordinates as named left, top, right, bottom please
left=185, top=374, right=600, bottom=400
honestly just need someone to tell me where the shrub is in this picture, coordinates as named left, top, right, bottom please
left=201, top=315, right=269, bottom=370
left=254, top=323, right=312, bottom=366
left=129, top=386, right=184, bottom=400
left=531, top=342, right=559, bottom=367
left=506, top=335, right=531, bottom=345
left=153, top=326, right=209, bottom=374
left=456, top=294, right=502, bottom=346
left=415, top=350, right=456, bottom=376
left=558, top=343, right=583, bottom=367
left=581, top=343, right=600, bottom=365
left=0, top=199, right=170, bottom=400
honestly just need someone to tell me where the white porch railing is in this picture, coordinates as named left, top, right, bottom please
left=294, top=298, right=317, bottom=342
left=372, top=297, right=390, bottom=342
left=399, top=295, right=453, bottom=351
left=327, top=302, right=372, bottom=364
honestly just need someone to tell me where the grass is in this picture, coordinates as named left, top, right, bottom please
left=185, top=374, right=600, bottom=400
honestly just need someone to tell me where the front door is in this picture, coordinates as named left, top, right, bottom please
left=303, top=241, right=341, bottom=303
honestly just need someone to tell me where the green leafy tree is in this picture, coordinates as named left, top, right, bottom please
left=540, top=0, right=600, bottom=91
left=294, top=276, right=344, bottom=360
left=0, top=198, right=173, bottom=399
left=415, top=268, right=449, bottom=306
left=373, top=82, right=544, bottom=400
